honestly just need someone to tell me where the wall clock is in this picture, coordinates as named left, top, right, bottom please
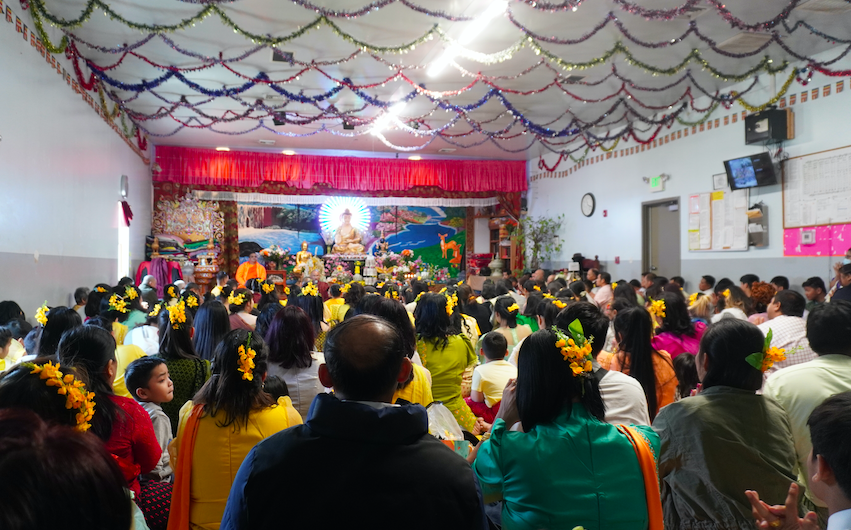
left=581, top=193, right=596, bottom=217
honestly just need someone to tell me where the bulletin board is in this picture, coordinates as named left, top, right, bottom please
left=687, top=188, right=750, bottom=252
left=783, top=144, right=851, bottom=228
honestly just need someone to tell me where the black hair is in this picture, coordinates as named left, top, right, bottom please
left=671, top=276, right=685, bottom=288
left=657, top=291, right=696, bottom=337
left=840, top=263, right=851, bottom=276
left=808, top=391, right=851, bottom=500
left=653, top=277, right=669, bottom=288
left=713, top=278, right=734, bottom=295
left=740, top=274, right=760, bottom=287
left=0, top=301, right=25, bottom=326
left=0, top=328, right=10, bottom=350
left=456, top=284, right=476, bottom=308
left=0, top=410, right=132, bottom=530
left=770, top=276, right=790, bottom=290
left=480, top=266, right=492, bottom=277
left=228, top=288, right=253, bottom=314
left=568, top=281, right=588, bottom=301
left=673, top=353, right=699, bottom=399
left=162, top=284, right=181, bottom=307
left=293, top=291, right=325, bottom=335
left=699, top=319, right=764, bottom=391
left=324, top=315, right=406, bottom=401
left=193, top=329, right=274, bottom=430
left=773, top=290, right=806, bottom=318
left=84, top=286, right=110, bottom=319
left=410, top=280, right=429, bottom=297
left=701, top=275, right=716, bottom=288
left=343, top=282, right=366, bottom=307
left=263, top=375, right=289, bottom=400
left=613, top=307, right=662, bottom=421
left=642, top=272, right=657, bottom=282
left=481, top=331, right=509, bottom=360
left=74, top=287, right=89, bottom=305
left=644, top=284, right=664, bottom=303
left=495, top=283, right=510, bottom=297
left=351, top=293, right=383, bottom=319
left=83, top=316, right=112, bottom=333
left=802, top=276, right=827, bottom=293
left=613, top=282, right=639, bottom=307
left=629, top=279, right=641, bottom=289
left=256, top=281, right=280, bottom=311
left=98, top=289, right=129, bottom=324
left=266, top=306, right=315, bottom=370
left=181, top=291, right=202, bottom=318
left=193, top=301, right=231, bottom=362
left=556, top=302, right=610, bottom=358
left=122, top=286, right=145, bottom=314
left=0, top=361, right=86, bottom=427
left=254, top=302, right=282, bottom=341
left=56, top=326, right=120, bottom=441
left=4, top=318, right=31, bottom=340
left=37, top=307, right=82, bottom=358
left=329, top=284, right=343, bottom=298
left=216, top=271, right=229, bottom=282
left=481, top=281, right=497, bottom=300
left=158, top=307, right=198, bottom=361
left=125, top=357, right=167, bottom=401
left=523, top=291, right=545, bottom=317
left=118, top=277, right=134, bottom=287
left=545, top=282, right=561, bottom=297
left=494, top=296, right=520, bottom=328
left=414, top=293, right=453, bottom=350
left=536, top=299, right=568, bottom=330
left=357, top=297, right=416, bottom=359
left=598, top=272, right=611, bottom=284
left=516, top=329, right=605, bottom=431
left=23, top=329, right=39, bottom=355
left=807, top=301, right=851, bottom=356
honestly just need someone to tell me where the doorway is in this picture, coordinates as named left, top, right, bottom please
left=642, top=198, right=681, bottom=279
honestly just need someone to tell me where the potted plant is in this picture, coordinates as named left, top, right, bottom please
left=511, top=214, right=564, bottom=270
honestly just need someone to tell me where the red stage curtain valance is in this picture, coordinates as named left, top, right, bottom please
left=154, top=146, right=527, bottom=193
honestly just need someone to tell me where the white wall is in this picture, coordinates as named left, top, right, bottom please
left=0, top=25, right=152, bottom=317
left=527, top=60, right=851, bottom=292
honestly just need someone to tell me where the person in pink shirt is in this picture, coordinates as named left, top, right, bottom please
left=651, top=292, right=707, bottom=359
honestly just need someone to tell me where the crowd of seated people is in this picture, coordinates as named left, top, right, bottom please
left=1, top=260, right=851, bottom=530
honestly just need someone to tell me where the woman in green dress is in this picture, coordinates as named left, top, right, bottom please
left=414, top=293, right=477, bottom=432
left=472, top=328, right=661, bottom=530
left=517, top=291, right=543, bottom=332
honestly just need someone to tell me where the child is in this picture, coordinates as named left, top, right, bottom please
left=0, top=328, right=11, bottom=372
left=465, top=332, right=517, bottom=424
left=263, top=375, right=290, bottom=401
left=126, top=357, right=174, bottom=482
left=746, top=391, right=851, bottom=530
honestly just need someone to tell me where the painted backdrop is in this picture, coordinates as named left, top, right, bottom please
left=237, top=203, right=467, bottom=273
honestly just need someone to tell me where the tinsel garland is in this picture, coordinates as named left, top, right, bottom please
left=732, top=69, right=798, bottom=113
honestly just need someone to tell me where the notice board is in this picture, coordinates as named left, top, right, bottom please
left=688, top=188, right=749, bottom=251
left=783, top=144, right=851, bottom=228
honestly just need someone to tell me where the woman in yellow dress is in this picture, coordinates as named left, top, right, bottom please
left=169, top=329, right=302, bottom=530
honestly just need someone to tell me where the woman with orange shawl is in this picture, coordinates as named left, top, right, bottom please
left=168, top=329, right=301, bottom=530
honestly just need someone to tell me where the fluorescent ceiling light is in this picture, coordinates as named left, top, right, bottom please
left=282, top=150, right=296, bottom=155
left=429, top=1, right=507, bottom=77
left=371, top=101, right=408, bottom=135
left=215, top=147, right=230, bottom=151
left=408, top=155, right=422, bottom=161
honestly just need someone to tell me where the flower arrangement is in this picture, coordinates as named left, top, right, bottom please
left=24, top=361, right=95, bottom=432
left=324, top=255, right=349, bottom=277
left=746, top=329, right=802, bottom=372
left=34, top=302, right=49, bottom=326
left=237, top=336, right=257, bottom=381
left=553, top=320, right=594, bottom=377
left=260, top=245, right=290, bottom=269
left=169, top=300, right=187, bottom=329
left=108, top=294, right=129, bottom=314
left=648, top=299, right=666, bottom=319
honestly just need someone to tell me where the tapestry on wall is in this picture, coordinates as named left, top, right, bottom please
left=237, top=203, right=467, bottom=275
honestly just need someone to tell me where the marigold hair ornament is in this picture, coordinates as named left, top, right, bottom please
left=648, top=299, right=666, bottom=319
left=261, top=282, right=276, bottom=294
left=301, top=283, right=319, bottom=297
left=169, top=300, right=187, bottom=329
left=108, top=294, right=129, bottom=314
left=745, top=329, right=801, bottom=372
left=506, top=303, right=519, bottom=314
left=553, top=319, right=594, bottom=378
left=228, top=292, right=247, bottom=306
left=148, top=303, right=162, bottom=317
left=23, top=361, right=95, bottom=432
left=237, top=333, right=257, bottom=382
left=34, top=302, right=49, bottom=326
left=125, top=286, right=139, bottom=300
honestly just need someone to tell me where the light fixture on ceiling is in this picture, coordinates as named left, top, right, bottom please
left=282, top=150, right=296, bottom=155
left=371, top=102, right=407, bottom=135
left=408, top=155, right=422, bottom=161
left=428, top=1, right=508, bottom=77
left=215, top=147, right=230, bottom=152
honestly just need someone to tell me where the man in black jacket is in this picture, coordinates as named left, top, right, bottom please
left=221, top=315, right=486, bottom=530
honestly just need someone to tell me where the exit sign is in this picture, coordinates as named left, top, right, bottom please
left=650, top=175, right=665, bottom=193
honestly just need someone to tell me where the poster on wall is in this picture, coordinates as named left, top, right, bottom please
left=237, top=202, right=467, bottom=275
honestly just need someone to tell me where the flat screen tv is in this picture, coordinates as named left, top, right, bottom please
left=723, top=152, right=778, bottom=190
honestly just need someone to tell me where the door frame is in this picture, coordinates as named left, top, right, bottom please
left=641, top=197, right=680, bottom=276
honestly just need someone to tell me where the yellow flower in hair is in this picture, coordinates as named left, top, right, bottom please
left=745, top=329, right=802, bottom=373
left=185, top=295, right=198, bottom=308
left=168, top=286, right=177, bottom=298
left=261, top=282, right=276, bottom=294
left=648, top=299, right=666, bottom=319
left=553, top=299, right=567, bottom=309
left=27, top=361, right=95, bottom=432
left=553, top=321, right=594, bottom=378
left=95, top=286, right=108, bottom=293
left=533, top=285, right=541, bottom=291
left=457, top=281, right=464, bottom=286
left=169, top=300, right=187, bottom=329
left=125, top=286, right=138, bottom=300
left=302, top=283, right=319, bottom=297
left=543, top=293, right=554, bottom=299
left=228, top=292, right=246, bottom=306
left=284, top=286, right=291, bottom=295
left=445, top=293, right=458, bottom=316
left=506, top=303, right=519, bottom=313
left=722, top=289, right=731, bottom=299
left=34, top=302, right=49, bottom=326
left=279, top=299, right=287, bottom=307
left=148, top=303, right=162, bottom=317
left=612, top=282, right=618, bottom=290
left=439, top=287, right=447, bottom=294
left=108, top=294, right=129, bottom=314
left=340, top=284, right=351, bottom=294
left=376, top=282, right=385, bottom=289
left=688, top=292, right=699, bottom=306
left=237, top=342, right=257, bottom=381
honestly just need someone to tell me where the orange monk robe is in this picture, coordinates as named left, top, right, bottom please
left=235, top=262, right=267, bottom=287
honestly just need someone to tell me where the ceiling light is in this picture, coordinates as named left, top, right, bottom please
left=429, top=1, right=507, bottom=77
left=215, top=147, right=230, bottom=152
left=408, top=155, right=422, bottom=161
left=282, top=150, right=296, bottom=155
left=371, top=102, right=408, bottom=135
left=572, top=5, right=578, bottom=11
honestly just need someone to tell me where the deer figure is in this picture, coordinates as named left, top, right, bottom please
left=439, top=233, right=461, bottom=259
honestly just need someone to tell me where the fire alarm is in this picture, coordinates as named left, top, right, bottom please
left=603, top=210, right=608, bottom=217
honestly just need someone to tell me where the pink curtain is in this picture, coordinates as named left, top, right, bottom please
left=154, top=146, right=527, bottom=193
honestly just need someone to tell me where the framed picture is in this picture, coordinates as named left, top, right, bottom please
left=712, top=173, right=727, bottom=191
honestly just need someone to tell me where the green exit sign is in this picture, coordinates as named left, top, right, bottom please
left=650, top=175, right=665, bottom=193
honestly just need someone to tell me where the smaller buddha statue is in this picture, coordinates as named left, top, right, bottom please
left=374, top=230, right=389, bottom=256
left=295, top=241, right=313, bottom=274
left=332, top=209, right=365, bottom=255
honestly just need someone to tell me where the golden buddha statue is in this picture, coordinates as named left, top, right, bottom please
left=295, top=241, right=313, bottom=274
left=332, top=209, right=365, bottom=255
